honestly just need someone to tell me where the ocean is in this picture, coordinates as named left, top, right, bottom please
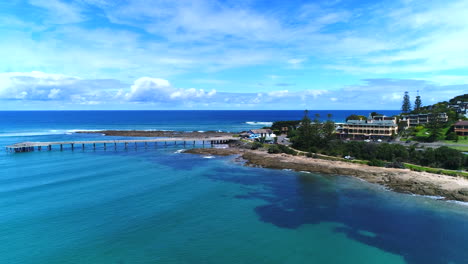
left=1, top=110, right=468, bottom=264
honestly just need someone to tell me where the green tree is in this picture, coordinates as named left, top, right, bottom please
left=414, top=95, right=422, bottom=113
left=346, top=114, right=367, bottom=121
left=426, top=110, right=443, bottom=142
left=293, top=110, right=313, bottom=150
left=434, top=147, right=465, bottom=170
left=292, top=110, right=336, bottom=151
left=402, top=91, right=412, bottom=113
left=322, top=120, right=336, bottom=143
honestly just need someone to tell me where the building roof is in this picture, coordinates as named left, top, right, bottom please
left=249, top=129, right=272, bottom=134
left=455, top=121, right=468, bottom=126
left=345, top=121, right=396, bottom=127
left=347, top=120, right=367, bottom=124
left=346, top=119, right=396, bottom=125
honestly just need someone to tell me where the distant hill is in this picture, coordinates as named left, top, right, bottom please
left=414, top=93, right=467, bottom=113
left=448, top=94, right=468, bottom=104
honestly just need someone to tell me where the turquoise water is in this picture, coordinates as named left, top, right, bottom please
left=1, top=111, right=468, bottom=264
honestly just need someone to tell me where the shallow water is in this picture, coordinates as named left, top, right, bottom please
left=1, top=111, right=467, bottom=264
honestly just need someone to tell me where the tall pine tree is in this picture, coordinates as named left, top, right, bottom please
left=294, top=110, right=313, bottom=150
left=402, top=91, right=411, bottom=114
left=414, top=95, right=422, bottom=113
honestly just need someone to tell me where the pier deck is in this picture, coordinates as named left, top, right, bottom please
left=6, top=137, right=238, bottom=153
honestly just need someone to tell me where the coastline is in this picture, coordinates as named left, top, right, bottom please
left=75, top=129, right=468, bottom=202
left=184, top=147, right=468, bottom=202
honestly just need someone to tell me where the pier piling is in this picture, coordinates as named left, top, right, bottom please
left=6, top=137, right=237, bottom=154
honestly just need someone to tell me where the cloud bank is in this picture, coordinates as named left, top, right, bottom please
left=1, top=0, right=468, bottom=109
left=0, top=72, right=465, bottom=110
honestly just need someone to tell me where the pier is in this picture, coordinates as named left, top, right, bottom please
left=6, top=137, right=237, bottom=153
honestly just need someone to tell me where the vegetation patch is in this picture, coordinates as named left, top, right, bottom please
left=404, top=163, right=468, bottom=178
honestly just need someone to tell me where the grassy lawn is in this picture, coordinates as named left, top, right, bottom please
left=442, top=138, right=468, bottom=145
left=414, top=128, right=430, bottom=138
left=413, top=126, right=451, bottom=141
left=449, top=146, right=468, bottom=152
left=404, top=163, right=468, bottom=178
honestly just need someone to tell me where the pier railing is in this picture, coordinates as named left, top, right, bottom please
left=6, top=137, right=238, bottom=153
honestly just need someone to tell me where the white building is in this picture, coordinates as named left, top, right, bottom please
left=249, top=129, right=277, bottom=142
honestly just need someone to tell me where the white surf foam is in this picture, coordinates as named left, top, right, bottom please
left=245, top=121, right=273, bottom=126
left=0, top=129, right=103, bottom=137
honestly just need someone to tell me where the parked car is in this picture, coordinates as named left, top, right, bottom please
left=377, top=139, right=382, bottom=142
left=364, top=139, right=371, bottom=142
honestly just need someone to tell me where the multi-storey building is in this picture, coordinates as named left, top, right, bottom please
left=405, top=113, right=448, bottom=126
left=339, top=115, right=398, bottom=139
left=454, top=121, right=468, bottom=136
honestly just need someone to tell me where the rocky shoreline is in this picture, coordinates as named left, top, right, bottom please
left=184, top=147, right=468, bottom=202
left=76, top=130, right=233, bottom=138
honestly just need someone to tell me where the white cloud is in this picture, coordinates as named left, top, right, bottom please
left=426, top=75, right=468, bottom=85
left=0, top=72, right=465, bottom=109
left=268, top=90, right=289, bottom=98
left=125, top=77, right=216, bottom=102
left=287, top=59, right=305, bottom=65
left=0, top=71, right=124, bottom=102
left=29, top=0, right=85, bottom=24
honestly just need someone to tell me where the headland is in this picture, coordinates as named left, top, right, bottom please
left=185, top=147, right=468, bottom=202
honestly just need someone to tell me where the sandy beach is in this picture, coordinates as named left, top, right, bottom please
left=185, top=148, right=468, bottom=202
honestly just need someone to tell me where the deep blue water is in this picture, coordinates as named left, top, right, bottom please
left=0, top=110, right=399, bottom=136
left=1, top=110, right=468, bottom=264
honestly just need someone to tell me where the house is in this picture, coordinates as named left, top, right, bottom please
left=449, top=101, right=468, bottom=117
left=454, top=121, right=468, bottom=136
left=248, top=129, right=276, bottom=142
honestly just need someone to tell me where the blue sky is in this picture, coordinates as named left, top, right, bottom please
left=0, top=0, right=467, bottom=110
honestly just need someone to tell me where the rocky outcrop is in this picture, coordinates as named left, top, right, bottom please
left=76, top=130, right=233, bottom=138
left=184, top=148, right=242, bottom=156
left=185, top=148, right=468, bottom=202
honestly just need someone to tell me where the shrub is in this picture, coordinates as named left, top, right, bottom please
left=267, top=145, right=281, bottom=154
left=266, top=144, right=297, bottom=155
left=250, top=142, right=263, bottom=150
left=309, top=146, right=318, bottom=154
left=386, top=161, right=405, bottom=169
left=434, top=147, right=465, bottom=170
left=368, top=159, right=385, bottom=167
left=278, top=145, right=297, bottom=155
left=445, top=132, right=458, bottom=141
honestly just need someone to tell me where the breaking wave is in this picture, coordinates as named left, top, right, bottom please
left=0, top=129, right=100, bottom=137
left=245, top=121, right=273, bottom=126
